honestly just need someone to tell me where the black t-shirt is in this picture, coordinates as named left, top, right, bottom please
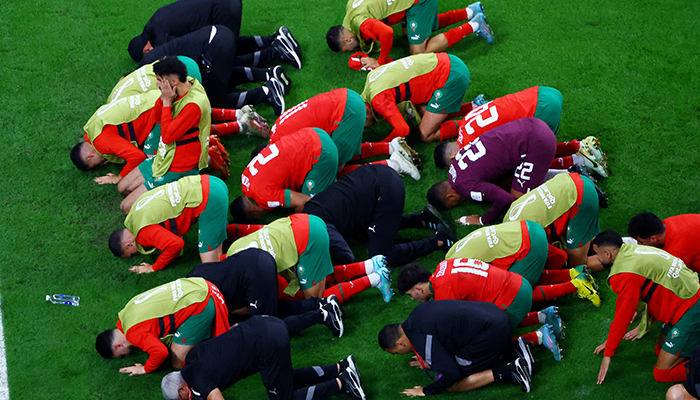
left=140, top=0, right=239, bottom=47
left=303, top=164, right=392, bottom=236
left=402, top=300, right=512, bottom=395
left=181, top=316, right=282, bottom=399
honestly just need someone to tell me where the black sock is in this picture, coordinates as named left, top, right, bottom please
left=492, top=363, right=516, bottom=383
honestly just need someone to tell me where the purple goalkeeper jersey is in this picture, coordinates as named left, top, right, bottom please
left=448, top=117, right=556, bottom=224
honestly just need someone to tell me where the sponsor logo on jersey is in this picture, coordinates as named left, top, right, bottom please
left=174, top=332, right=181, bottom=337
left=198, top=242, right=203, bottom=247
left=268, top=201, right=280, bottom=208
left=250, top=301, right=258, bottom=309
left=299, top=278, right=307, bottom=285
left=665, top=341, right=674, bottom=348
left=134, top=188, right=165, bottom=211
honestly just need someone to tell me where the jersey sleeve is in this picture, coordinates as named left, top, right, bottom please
left=604, top=273, right=644, bottom=357
left=160, top=102, right=202, bottom=144
left=473, top=182, right=516, bottom=225
left=359, top=19, right=394, bottom=65
left=372, top=90, right=410, bottom=142
left=135, top=225, right=186, bottom=271
left=92, top=126, right=147, bottom=177
left=125, top=326, right=169, bottom=373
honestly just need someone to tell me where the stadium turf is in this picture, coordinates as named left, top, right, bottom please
left=1, top=0, right=699, bottom=398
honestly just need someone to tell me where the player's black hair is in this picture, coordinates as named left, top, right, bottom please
left=95, top=329, right=116, bottom=359
left=378, top=324, right=403, bottom=351
left=433, top=142, right=451, bottom=170
left=591, top=230, right=623, bottom=249
left=250, top=144, right=267, bottom=160
left=326, top=25, right=344, bottom=53
left=153, top=56, right=188, bottom=82
left=397, top=263, right=432, bottom=294
left=230, top=196, right=251, bottom=224
left=108, top=229, right=126, bottom=258
left=127, top=33, right=148, bottom=62
left=70, top=142, right=90, bottom=171
left=627, top=212, right=665, bottom=239
left=426, top=181, right=449, bottom=211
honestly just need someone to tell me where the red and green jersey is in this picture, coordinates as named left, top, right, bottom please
left=445, top=220, right=532, bottom=271
left=116, top=278, right=229, bottom=373
left=226, top=214, right=312, bottom=296
left=126, top=175, right=211, bottom=270
left=457, top=86, right=540, bottom=147
left=605, top=244, right=700, bottom=357
left=241, top=128, right=323, bottom=210
left=270, top=88, right=348, bottom=142
left=430, top=258, right=523, bottom=311
left=151, top=78, right=211, bottom=176
left=342, top=0, right=416, bottom=54
left=363, top=53, right=451, bottom=140
left=84, top=108, right=156, bottom=177
left=662, top=214, right=700, bottom=273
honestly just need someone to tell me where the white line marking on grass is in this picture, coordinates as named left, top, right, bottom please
left=0, top=293, right=9, bottom=400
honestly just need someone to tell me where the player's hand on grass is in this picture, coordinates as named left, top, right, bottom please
left=597, top=356, right=611, bottom=384
left=409, top=355, right=428, bottom=369
left=593, top=340, right=607, bottom=354
left=119, top=363, right=146, bottom=376
left=401, top=386, right=425, bottom=397
left=624, top=325, right=640, bottom=341
left=94, top=173, right=121, bottom=185
left=456, top=215, right=482, bottom=226
left=129, top=263, right=155, bottom=274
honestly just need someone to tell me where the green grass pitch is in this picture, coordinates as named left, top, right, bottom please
left=1, top=0, right=699, bottom=398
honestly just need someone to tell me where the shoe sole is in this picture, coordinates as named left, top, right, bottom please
left=424, top=204, right=453, bottom=231
left=514, top=337, right=534, bottom=375
left=391, top=150, right=421, bottom=180
left=329, top=301, right=344, bottom=338
left=278, top=37, right=302, bottom=69
left=378, top=268, right=393, bottom=303
left=266, top=79, right=286, bottom=115
left=514, top=359, right=532, bottom=393
left=272, top=66, right=291, bottom=94
left=345, top=356, right=366, bottom=400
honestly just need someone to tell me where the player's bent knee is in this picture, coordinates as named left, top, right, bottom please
left=654, top=366, right=681, bottom=383
left=666, top=384, right=694, bottom=400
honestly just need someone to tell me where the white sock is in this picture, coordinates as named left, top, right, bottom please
left=368, top=273, right=381, bottom=288
left=469, top=20, right=479, bottom=32
left=535, top=329, right=544, bottom=345
left=236, top=109, right=243, bottom=119
left=538, top=312, right=546, bottom=324
left=466, top=7, right=474, bottom=20
left=364, top=259, right=375, bottom=275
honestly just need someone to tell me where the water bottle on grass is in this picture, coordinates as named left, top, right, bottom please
left=46, top=294, right=80, bottom=306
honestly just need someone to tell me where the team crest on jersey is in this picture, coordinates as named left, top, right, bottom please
left=671, top=328, right=680, bottom=339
